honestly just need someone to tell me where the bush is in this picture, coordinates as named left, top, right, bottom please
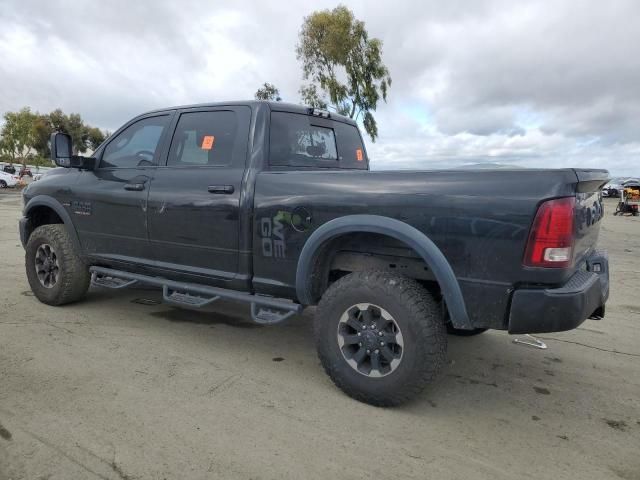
left=29, top=156, right=53, bottom=168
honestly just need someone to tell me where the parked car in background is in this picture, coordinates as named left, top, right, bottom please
left=602, top=183, right=621, bottom=198
left=0, top=170, right=19, bottom=188
left=19, top=166, right=33, bottom=178
left=2, top=164, right=17, bottom=175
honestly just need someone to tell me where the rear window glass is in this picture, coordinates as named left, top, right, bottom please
left=269, top=112, right=367, bottom=169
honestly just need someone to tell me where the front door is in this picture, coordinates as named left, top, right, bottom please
left=72, top=113, right=172, bottom=264
left=146, top=106, right=251, bottom=286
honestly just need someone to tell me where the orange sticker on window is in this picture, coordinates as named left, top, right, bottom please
left=201, top=135, right=215, bottom=150
left=356, top=148, right=363, bottom=161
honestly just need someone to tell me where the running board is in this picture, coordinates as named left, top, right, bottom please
left=89, top=266, right=302, bottom=325
left=91, top=271, right=138, bottom=289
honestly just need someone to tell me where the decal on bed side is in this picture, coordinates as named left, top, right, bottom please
left=260, top=209, right=312, bottom=258
left=261, top=212, right=286, bottom=258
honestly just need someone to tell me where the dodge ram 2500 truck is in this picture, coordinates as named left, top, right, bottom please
left=19, top=101, right=610, bottom=406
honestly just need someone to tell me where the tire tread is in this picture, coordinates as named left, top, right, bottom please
left=25, top=224, right=90, bottom=305
left=314, top=270, right=447, bottom=407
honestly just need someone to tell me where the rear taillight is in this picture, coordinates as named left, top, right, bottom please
left=524, top=197, right=575, bottom=268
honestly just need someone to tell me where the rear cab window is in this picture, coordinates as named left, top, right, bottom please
left=269, top=111, right=368, bottom=170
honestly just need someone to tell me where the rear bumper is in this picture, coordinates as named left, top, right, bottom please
left=508, top=250, right=609, bottom=334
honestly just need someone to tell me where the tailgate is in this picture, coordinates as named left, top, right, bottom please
left=573, top=169, right=609, bottom=265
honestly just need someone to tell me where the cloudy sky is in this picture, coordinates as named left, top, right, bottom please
left=1, top=0, right=639, bottom=176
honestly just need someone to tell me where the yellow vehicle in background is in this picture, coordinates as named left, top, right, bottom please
left=614, top=180, right=640, bottom=216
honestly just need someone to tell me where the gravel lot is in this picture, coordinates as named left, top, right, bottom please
left=1, top=190, right=639, bottom=480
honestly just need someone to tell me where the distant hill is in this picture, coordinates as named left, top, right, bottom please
left=456, top=162, right=524, bottom=170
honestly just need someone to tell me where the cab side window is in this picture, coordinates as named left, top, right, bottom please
left=167, top=111, right=238, bottom=167
left=101, top=115, right=170, bottom=168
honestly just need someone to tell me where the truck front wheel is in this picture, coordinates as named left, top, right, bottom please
left=25, top=224, right=90, bottom=306
left=314, top=271, right=447, bottom=407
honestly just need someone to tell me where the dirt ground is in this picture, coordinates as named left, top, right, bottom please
left=0, top=190, right=638, bottom=480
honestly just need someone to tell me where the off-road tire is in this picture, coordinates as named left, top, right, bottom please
left=25, top=224, right=90, bottom=305
left=446, top=325, right=488, bottom=336
left=314, top=271, right=447, bottom=407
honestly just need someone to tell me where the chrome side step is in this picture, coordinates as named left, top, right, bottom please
left=89, top=266, right=302, bottom=325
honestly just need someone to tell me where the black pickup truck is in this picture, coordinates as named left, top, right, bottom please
left=19, top=101, right=610, bottom=406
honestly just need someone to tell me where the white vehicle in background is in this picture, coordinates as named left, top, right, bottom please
left=602, top=183, right=622, bottom=198
left=0, top=170, right=19, bottom=188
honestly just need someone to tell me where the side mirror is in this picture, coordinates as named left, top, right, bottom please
left=49, top=132, right=96, bottom=170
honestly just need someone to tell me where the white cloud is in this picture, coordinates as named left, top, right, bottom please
left=1, top=0, right=639, bottom=176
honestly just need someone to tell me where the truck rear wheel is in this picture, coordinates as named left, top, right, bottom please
left=25, top=224, right=90, bottom=306
left=314, top=271, right=447, bottom=407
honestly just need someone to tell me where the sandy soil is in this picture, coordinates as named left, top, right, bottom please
left=0, top=191, right=638, bottom=480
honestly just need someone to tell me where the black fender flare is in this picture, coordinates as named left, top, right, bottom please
left=23, top=195, right=82, bottom=251
left=295, top=214, right=472, bottom=329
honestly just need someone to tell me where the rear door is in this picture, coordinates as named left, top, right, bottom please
left=72, top=113, right=172, bottom=263
left=146, top=106, right=251, bottom=286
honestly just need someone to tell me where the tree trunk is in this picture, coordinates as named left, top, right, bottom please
left=349, top=102, right=357, bottom=118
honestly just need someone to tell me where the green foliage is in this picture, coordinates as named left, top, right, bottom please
left=86, top=127, right=107, bottom=150
left=0, top=108, right=36, bottom=164
left=66, top=112, right=87, bottom=154
left=0, top=138, right=10, bottom=162
left=0, top=107, right=108, bottom=163
left=39, top=109, right=106, bottom=155
left=255, top=83, right=282, bottom=101
left=29, top=156, right=52, bottom=168
left=299, top=84, right=328, bottom=109
left=32, top=114, right=53, bottom=158
left=296, top=5, right=391, bottom=141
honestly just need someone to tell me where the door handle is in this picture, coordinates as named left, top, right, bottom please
left=124, top=182, right=145, bottom=191
left=208, top=185, right=234, bottom=194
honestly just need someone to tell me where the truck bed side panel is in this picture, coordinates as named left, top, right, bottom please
left=252, top=169, right=581, bottom=328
